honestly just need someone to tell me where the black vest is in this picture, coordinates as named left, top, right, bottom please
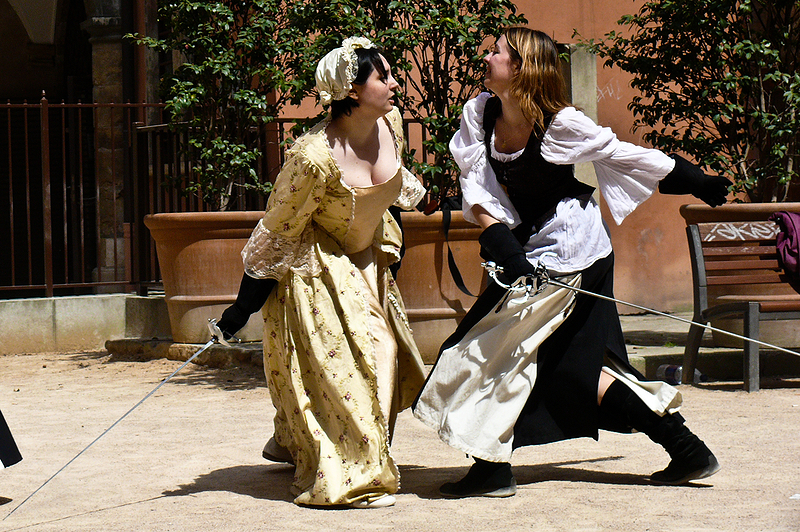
left=482, top=96, right=594, bottom=240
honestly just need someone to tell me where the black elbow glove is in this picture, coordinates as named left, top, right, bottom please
left=658, top=154, right=731, bottom=207
left=216, top=273, right=276, bottom=339
left=478, top=223, right=535, bottom=285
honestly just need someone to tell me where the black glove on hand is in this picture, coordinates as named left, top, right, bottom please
left=658, top=154, right=731, bottom=207
left=216, top=273, right=276, bottom=339
left=478, top=223, right=535, bottom=286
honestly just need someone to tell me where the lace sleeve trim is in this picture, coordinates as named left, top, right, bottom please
left=241, top=220, right=322, bottom=280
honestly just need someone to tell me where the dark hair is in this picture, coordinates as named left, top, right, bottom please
left=330, top=47, right=387, bottom=120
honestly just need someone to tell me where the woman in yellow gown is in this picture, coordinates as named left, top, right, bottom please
left=216, top=37, right=426, bottom=508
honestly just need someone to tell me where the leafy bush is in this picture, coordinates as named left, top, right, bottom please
left=581, top=0, right=800, bottom=202
left=376, top=1, right=526, bottom=209
left=132, top=0, right=526, bottom=210
left=130, top=0, right=326, bottom=210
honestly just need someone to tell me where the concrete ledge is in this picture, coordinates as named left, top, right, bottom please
left=105, top=339, right=264, bottom=369
left=0, top=294, right=170, bottom=355
left=5, top=295, right=800, bottom=385
left=105, top=338, right=800, bottom=383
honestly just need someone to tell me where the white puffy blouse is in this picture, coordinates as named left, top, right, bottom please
left=450, top=92, right=675, bottom=274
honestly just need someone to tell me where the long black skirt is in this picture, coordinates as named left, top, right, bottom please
left=422, top=253, right=639, bottom=449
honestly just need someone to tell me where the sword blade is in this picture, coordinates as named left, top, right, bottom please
left=545, top=277, right=800, bottom=359
left=486, top=260, right=800, bottom=359
left=3, top=338, right=217, bottom=521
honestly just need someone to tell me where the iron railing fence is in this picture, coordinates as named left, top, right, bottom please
left=0, top=97, right=433, bottom=298
left=0, top=96, right=168, bottom=298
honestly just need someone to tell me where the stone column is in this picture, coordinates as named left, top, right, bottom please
left=81, top=9, right=126, bottom=290
left=568, top=45, right=599, bottom=195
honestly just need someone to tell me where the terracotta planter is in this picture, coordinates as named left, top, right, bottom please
left=394, top=211, right=485, bottom=362
left=144, top=211, right=264, bottom=344
left=680, top=203, right=800, bottom=348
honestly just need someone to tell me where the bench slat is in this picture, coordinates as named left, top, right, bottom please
left=717, top=294, right=800, bottom=302
left=715, top=296, right=800, bottom=313
left=760, top=301, right=800, bottom=312
left=706, top=272, right=786, bottom=285
left=697, top=221, right=780, bottom=242
left=705, top=259, right=781, bottom=271
left=702, top=245, right=777, bottom=257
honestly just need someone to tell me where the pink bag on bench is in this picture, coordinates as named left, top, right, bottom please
left=769, top=211, right=800, bottom=282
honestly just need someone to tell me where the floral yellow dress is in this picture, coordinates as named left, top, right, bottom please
left=240, top=107, right=426, bottom=506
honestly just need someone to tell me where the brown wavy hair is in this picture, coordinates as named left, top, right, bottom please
left=503, top=27, right=571, bottom=134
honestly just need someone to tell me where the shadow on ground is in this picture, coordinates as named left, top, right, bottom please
left=62, top=351, right=266, bottom=391
left=623, top=329, right=696, bottom=347
left=159, top=456, right=675, bottom=505
left=399, top=456, right=670, bottom=500
left=692, top=377, right=800, bottom=391
left=403, top=458, right=719, bottom=500
left=162, top=464, right=296, bottom=503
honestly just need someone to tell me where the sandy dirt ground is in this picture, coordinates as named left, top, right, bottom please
left=1, top=349, right=799, bottom=531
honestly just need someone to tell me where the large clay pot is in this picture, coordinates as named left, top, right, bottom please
left=394, top=211, right=485, bottom=362
left=144, top=212, right=264, bottom=344
left=680, top=203, right=800, bottom=348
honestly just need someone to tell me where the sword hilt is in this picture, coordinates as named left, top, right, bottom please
left=207, top=318, right=239, bottom=347
left=482, top=260, right=550, bottom=295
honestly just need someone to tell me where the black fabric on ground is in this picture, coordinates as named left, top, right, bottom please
left=0, top=410, right=22, bottom=468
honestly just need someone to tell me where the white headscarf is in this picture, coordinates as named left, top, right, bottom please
left=315, top=36, right=375, bottom=106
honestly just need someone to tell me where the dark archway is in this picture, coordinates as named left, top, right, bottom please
left=58, top=0, right=93, bottom=102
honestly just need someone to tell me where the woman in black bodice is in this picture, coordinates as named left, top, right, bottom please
left=413, top=27, right=729, bottom=498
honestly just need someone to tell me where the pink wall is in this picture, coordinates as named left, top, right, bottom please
left=516, top=0, right=698, bottom=313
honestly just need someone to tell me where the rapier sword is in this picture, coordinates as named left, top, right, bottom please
left=3, top=319, right=229, bottom=521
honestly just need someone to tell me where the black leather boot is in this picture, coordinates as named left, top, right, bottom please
left=600, top=380, right=720, bottom=485
left=439, top=458, right=517, bottom=498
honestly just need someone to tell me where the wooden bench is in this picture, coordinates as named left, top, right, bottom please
left=684, top=220, right=800, bottom=391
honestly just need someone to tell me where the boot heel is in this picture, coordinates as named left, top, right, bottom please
left=651, top=453, right=721, bottom=485
left=600, top=380, right=720, bottom=485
